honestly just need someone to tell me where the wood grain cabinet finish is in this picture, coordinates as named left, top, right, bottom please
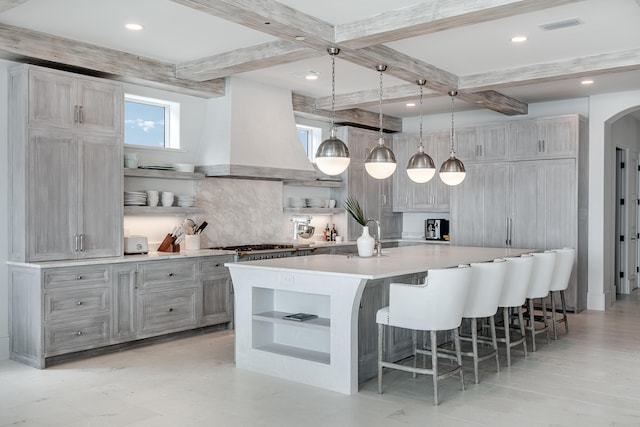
left=392, top=132, right=450, bottom=212
left=9, top=256, right=234, bottom=368
left=456, top=124, right=508, bottom=162
left=336, top=127, right=402, bottom=242
left=200, top=256, right=234, bottom=326
left=9, top=64, right=124, bottom=262
left=450, top=114, right=587, bottom=311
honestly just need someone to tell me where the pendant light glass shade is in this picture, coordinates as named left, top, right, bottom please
left=407, top=80, right=436, bottom=183
left=315, top=47, right=350, bottom=176
left=365, top=65, right=396, bottom=179
left=439, top=90, right=466, bottom=186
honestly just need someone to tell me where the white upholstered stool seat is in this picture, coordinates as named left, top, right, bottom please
left=376, top=265, right=472, bottom=405
left=496, top=254, right=533, bottom=367
left=545, top=248, right=576, bottom=339
left=525, top=252, right=557, bottom=352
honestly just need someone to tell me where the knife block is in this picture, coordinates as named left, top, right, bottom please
left=157, top=234, right=180, bottom=253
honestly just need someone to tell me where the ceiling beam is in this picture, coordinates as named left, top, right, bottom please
left=335, top=0, right=583, bottom=49
left=169, top=0, right=335, bottom=51
left=0, top=23, right=224, bottom=98
left=459, top=48, right=640, bottom=91
left=0, top=0, right=28, bottom=13
left=176, top=40, right=320, bottom=82
left=315, top=83, right=438, bottom=110
left=292, top=93, right=402, bottom=132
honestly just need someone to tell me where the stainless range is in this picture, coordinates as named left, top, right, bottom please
left=212, top=244, right=315, bottom=261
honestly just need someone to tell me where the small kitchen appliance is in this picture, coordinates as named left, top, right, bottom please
left=124, top=236, right=149, bottom=254
left=425, top=219, right=449, bottom=240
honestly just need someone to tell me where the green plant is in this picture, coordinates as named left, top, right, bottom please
left=344, top=196, right=367, bottom=226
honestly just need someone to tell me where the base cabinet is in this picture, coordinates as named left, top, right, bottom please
left=8, top=254, right=234, bottom=368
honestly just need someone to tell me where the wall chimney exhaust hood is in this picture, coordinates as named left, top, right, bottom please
left=197, top=77, right=318, bottom=181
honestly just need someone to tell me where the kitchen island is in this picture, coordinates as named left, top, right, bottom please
left=226, top=245, right=532, bottom=395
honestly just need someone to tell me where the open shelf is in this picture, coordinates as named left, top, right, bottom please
left=283, top=179, right=344, bottom=188
left=124, top=168, right=205, bottom=180
left=253, top=310, right=330, bottom=330
left=254, top=343, right=330, bottom=364
left=124, top=206, right=205, bottom=216
left=283, top=208, right=344, bottom=215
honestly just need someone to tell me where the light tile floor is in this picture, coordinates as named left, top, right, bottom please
left=2, top=294, right=640, bottom=427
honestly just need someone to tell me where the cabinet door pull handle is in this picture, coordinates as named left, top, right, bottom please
left=215, top=263, right=221, bottom=267
left=79, top=234, right=85, bottom=251
left=78, top=105, right=83, bottom=123
left=76, top=331, right=83, bottom=336
left=74, top=105, right=78, bottom=123
left=76, top=301, right=83, bottom=306
left=76, top=275, right=82, bottom=280
left=168, top=273, right=173, bottom=277
left=168, top=308, right=174, bottom=312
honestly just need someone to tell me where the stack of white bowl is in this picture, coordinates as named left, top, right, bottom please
left=161, top=192, right=174, bottom=207
left=289, top=197, right=306, bottom=208
left=124, top=191, right=146, bottom=206
left=306, top=198, right=325, bottom=208
left=177, top=195, right=195, bottom=207
left=146, top=190, right=159, bottom=207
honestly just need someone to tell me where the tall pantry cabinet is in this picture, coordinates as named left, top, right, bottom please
left=8, top=65, right=124, bottom=262
left=450, top=114, right=588, bottom=311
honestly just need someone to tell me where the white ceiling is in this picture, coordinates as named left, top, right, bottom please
left=1, top=0, right=639, bottom=118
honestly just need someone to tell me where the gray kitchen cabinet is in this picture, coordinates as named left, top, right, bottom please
left=392, top=131, right=450, bottom=212
left=450, top=162, right=510, bottom=247
left=9, top=64, right=123, bottom=262
left=456, top=123, right=508, bottom=162
left=28, top=66, right=122, bottom=134
left=450, top=114, right=587, bottom=311
left=509, top=115, right=578, bottom=160
left=112, top=264, right=137, bottom=343
left=200, top=256, right=234, bottom=326
left=337, top=127, right=402, bottom=241
left=9, top=255, right=234, bottom=368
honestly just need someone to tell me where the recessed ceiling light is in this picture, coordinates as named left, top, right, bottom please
left=581, top=79, right=594, bottom=85
left=125, top=23, right=144, bottom=31
left=293, top=70, right=320, bottom=80
left=295, top=36, right=306, bottom=41
left=511, top=35, right=527, bottom=43
left=406, top=103, right=416, bottom=107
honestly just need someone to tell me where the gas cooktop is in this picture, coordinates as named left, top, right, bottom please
left=214, top=244, right=295, bottom=252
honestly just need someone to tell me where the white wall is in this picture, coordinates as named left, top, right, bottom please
left=588, top=90, right=640, bottom=310
left=0, top=62, right=9, bottom=359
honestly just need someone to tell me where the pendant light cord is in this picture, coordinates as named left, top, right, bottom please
left=449, top=91, right=457, bottom=154
left=378, top=68, right=383, bottom=143
left=419, top=84, right=424, bottom=149
left=330, top=53, right=336, bottom=129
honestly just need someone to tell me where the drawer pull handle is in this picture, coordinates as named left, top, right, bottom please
left=76, top=275, right=83, bottom=280
left=168, top=273, right=173, bottom=277
left=169, top=308, right=174, bottom=312
left=215, top=263, right=221, bottom=267
left=76, top=331, right=83, bottom=336
left=76, top=301, right=83, bottom=306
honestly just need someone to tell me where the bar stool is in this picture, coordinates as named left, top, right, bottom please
left=376, top=265, right=472, bottom=405
left=496, top=254, right=533, bottom=367
left=525, top=252, right=557, bottom=352
left=546, top=248, right=576, bottom=339
left=458, top=259, right=508, bottom=384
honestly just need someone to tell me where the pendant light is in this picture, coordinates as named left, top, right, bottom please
left=406, top=79, right=436, bottom=183
left=315, top=47, right=350, bottom=176
left=439, top=90, right=466, bottom=186
left=365, top=65, right=397, bottom=180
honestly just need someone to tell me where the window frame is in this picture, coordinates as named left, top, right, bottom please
left=124, top=94, right=181, bottom=150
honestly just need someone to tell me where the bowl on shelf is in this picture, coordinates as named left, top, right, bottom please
left=173, top=163, right=195, bottom=173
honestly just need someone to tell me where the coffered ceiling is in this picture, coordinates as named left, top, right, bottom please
left=1, top=0, right=639, bottom=123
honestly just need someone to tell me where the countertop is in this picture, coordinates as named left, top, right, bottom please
left=6, top=249, right=236, bottom=269
left=226, top=244, right=532, bottom=280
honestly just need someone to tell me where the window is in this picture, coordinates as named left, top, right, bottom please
left=124, top=94, right=180, bottom=149
left=296, top=124, right=322, bottom=161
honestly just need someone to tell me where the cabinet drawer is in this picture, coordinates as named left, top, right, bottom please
left=200, top=256, right=233, bottom=275
left=45, top=316, right=110, bottom=356
left=44, top=286, right=110, bottom=321
left=137, top=288, right=198, bottom=337
left=44, top=267, right=110, bottom=289
left=138, top=260, right=197, bottom=289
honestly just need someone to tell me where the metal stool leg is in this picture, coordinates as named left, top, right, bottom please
left=560, top=290, right=569, bottom=334
left=503, top=307, right=512, bottom=367
left=489, top=315, right=500, bottom=372
left=518, top=306, right=528, bottom=358
left=430, top=330, right=439, bottom=405
left=453, top=327, right=465, bottom=391
left=550, top=291, right=558, bottom=340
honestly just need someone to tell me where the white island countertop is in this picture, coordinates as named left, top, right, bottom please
left=227, top=244, right=533, bottom=280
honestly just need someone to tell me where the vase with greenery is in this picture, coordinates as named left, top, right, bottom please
left=344, top=197, right=375, bottom=257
